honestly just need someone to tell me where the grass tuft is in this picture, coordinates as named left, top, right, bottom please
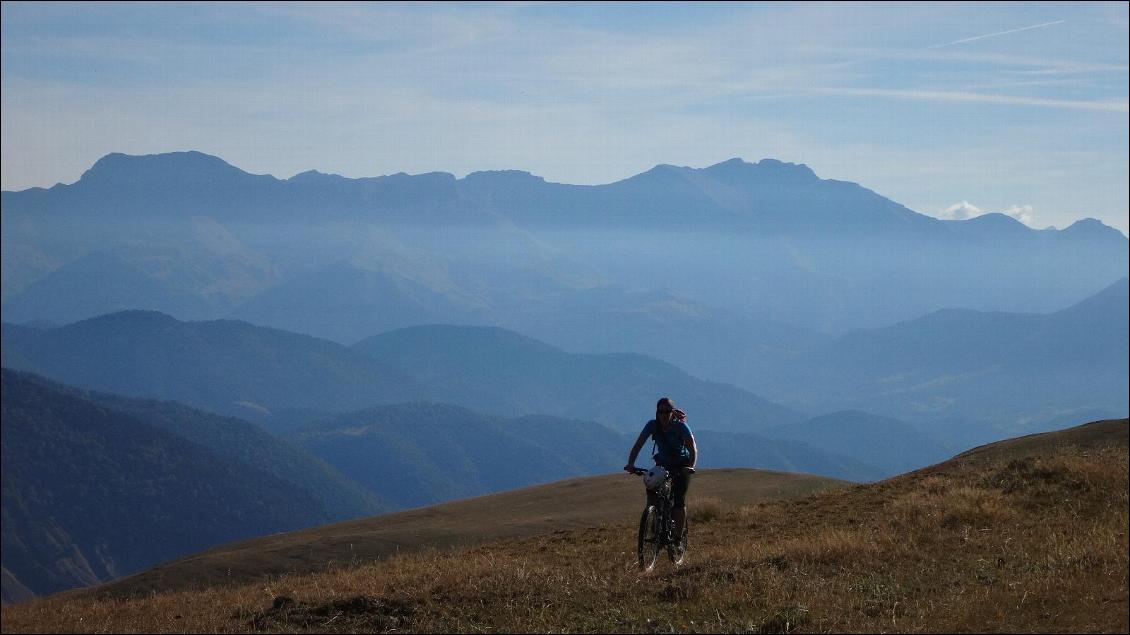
left=757, top=604, right=809, bottom=633
left=690, top=497, right=723, bottom=524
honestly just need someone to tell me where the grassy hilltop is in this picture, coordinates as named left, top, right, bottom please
left=2, top=419, right=1126, bottom=633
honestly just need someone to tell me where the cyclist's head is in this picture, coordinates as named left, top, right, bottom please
left=656, top=397, right=675, bottom=422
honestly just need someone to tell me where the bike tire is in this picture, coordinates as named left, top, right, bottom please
left=637, top=505, right=661, bottom=572
left=667, top=525, right=688, bottom=565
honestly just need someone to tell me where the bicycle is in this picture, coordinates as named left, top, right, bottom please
left=629, top=465, right=694, bottom=571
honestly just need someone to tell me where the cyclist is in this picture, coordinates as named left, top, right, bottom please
left=624, top=397, right=698, bottom=541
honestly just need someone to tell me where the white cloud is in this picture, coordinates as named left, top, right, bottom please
left=939, top=201, right=983, bottom=220
left=1003, top=204, right=1037, bottom=226
left=935, top=202, right=1038, bottom=226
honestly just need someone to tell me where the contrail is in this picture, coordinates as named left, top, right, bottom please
left=928, top=20, right=1066, bottom=49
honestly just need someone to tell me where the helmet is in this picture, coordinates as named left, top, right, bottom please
left=644, top=465, right=669, bottom=491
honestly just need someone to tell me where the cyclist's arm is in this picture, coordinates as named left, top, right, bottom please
left=683, top=433, right=697, bottom=469
left=625, top=430, right=650, bottom=470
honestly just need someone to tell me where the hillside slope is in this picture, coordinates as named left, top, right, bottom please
left=0, top=370, right=343, bottom=602
left=0, top=311, right=428, bottom=424
left=289, top=403, right=879, bottom=511
left=761, top=410, right=953, bottom=477
left=5, top=418, right=1123, bottom=632
left=759, top=277, right=1130, bottom=442
left=290, top=403, right=629, bottom=509
left=59, top=468, right=844, bottom=601
left=352, top=324, right=801, bottom=432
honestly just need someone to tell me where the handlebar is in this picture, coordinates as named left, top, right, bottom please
left=625, top=466, right=696, bottom=475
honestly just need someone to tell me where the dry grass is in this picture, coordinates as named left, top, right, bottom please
left=689, top=497, right=724, bottom=524
left=60, top=468, right=841, bottom=601
left=3, top=420, right=1127, bottom=633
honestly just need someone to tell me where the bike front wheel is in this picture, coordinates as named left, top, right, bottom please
left=667, top=525, right=688, bottom=565
left=637, top=505, right=661, bottom=572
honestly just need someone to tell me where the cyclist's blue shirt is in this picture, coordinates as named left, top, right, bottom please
left=642, top=419, right=693, bottom=466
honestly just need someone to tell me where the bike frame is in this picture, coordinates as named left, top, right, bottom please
left=634, top=468, right=685, bottom=571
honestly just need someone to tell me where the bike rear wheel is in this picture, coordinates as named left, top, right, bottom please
left=637, top=505, right=661, bottom=572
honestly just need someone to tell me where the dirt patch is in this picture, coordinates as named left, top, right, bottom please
left=245, top=594, right=416, bottom=632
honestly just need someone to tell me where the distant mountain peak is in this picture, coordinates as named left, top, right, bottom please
left=79, top=151, right=257, bottom=185
left=710, top=157, right=749, bottom=169
left=68, top=309, right=180, bottom=329
left=287, top=169, right=346, bottom=183
left=703, top=157, right=818, bottom=181
left=461, top=168, right=544, bottom=180
left=960, top=212, right=1031, bottom=234
left=969, top=212, right=1024, bottom=224
left=382, top=171, right=458, bottom=184
left=617, top=163, right=694, bottom=184
left=1062, top=217, right=1125, bottom=239
left=462, top=170, right=546, bottom=184
left=87, top=150, right=229, bottom=171
left=652, top=163, right=690, bottom=172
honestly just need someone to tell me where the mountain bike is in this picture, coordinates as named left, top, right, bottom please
left=630, top=466, right=694, bottom=571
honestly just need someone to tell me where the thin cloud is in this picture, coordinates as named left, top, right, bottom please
left=808, top=87, right=1128, bottom=113
left=1012, top=62, right=1130, bottom=75
left=928, top=20, right=1066, bottom=49
left=812, top=46, right=1129, bottom=77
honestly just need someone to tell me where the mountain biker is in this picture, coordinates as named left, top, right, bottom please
left=624, top=397, right=698, bottom=541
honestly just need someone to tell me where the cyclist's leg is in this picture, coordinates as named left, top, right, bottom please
left=672, top=470, right=692, bottom=537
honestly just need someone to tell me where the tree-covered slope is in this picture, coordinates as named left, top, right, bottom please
left=0, top=369, right=337, bottom=600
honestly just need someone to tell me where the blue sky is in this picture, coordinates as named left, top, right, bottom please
left=2, top=1, right=1127, bottom=233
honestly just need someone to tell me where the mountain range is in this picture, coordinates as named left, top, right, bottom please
left=3, top=152, right=1125, bottom=395
left=4, top=280, right=1122, bottom=463
left=1, top=311, right=800, bottom=432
